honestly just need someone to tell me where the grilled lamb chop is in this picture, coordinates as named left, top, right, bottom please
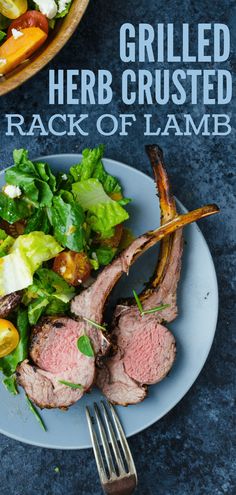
left=96, top=146, right=217, bottom=405
left=17, top=150, right=218, bottom=409
left=0, top=292, right=22, bottom=318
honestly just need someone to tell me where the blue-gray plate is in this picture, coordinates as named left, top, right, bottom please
left=0, top=155, right=218, bottom=449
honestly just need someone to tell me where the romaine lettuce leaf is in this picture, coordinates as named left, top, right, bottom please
left=72, top=179, right=129, bottom=237
left=12, top=232, right=63, bottom=273
left=5, top=149, right=56, bottom=208
left=36, top=268, right=75, bottom=301
left=70, top=145, right=122, bottom=195
left=0, top=192, right=31, bottom=224
left=24, top=268, right=75, bottom=324
left=28, top=297, right=49, bottom=325
left=3, top=375, right=18, bottom=395
left=0, top=308, right=29, bottom=377
left=45, top=298, right=68, bottom=316
left=24, top=208, right=51, bottom=234
left=50, top=196, right=86, bottom=251
left=0, top=233, right=63, bottom=296
left=0, top=248, right=33, bottom=296
left=94, top=246, right=117, bottom=266
left=0, top=230, right=14, bottom=257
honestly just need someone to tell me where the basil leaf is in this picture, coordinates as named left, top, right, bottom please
left=77, top=335, right=94, bottom=357
left=58, top=380, right=83, bottom=389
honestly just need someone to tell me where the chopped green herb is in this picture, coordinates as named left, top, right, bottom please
left=26, top=396, right=46, bottom=432
left=133, top=289, right=170, bottom=316
left=82, top=316, right=107, bottom=332
left=77, top=335, right=94, bottom=357
left=142, top=304, right=170, bottom=315
left=54, top=466, right=60, bottom=473
left=58, top=380, right=83, bottom=389
left=132, top=289, right=143, bottom=314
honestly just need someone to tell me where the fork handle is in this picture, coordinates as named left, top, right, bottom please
left=104, top=474, right=137, bottom=495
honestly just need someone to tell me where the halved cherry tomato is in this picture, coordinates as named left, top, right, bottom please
left=53, top=251, right=91, bottom=286
left=7, top=10, right=49, bottom=38
left=0, top=0, right=27, bottom=20
left=0, top=319, right=19, bottom=358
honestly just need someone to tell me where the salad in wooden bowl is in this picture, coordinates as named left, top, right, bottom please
left=0, top=0, right=89, bottom=95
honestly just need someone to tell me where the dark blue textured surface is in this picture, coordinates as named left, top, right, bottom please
left=0, top=1, right=235, bottom=493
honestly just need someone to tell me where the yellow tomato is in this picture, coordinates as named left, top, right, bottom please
left=0, top=319, right=19, bottom=358
left=0, top=0, right=27, bottom=20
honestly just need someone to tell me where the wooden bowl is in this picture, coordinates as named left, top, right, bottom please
left=0, top=0, right=90, bottom=97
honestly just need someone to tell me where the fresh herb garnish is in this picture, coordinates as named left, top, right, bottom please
left=77, top=335, right=94, bottom=357
left=82, top=316, right=107, bottom=332
left=58, top=380, right=83, bottom=389
left=26, top=395, right=46, bottom=432
left=142, top=305, right=170, bottom=315
left=132, top=289, right=170, bottom=316
left=132, top=290, right=144, bottom=314
left=54, top=466, right=60, bottom=473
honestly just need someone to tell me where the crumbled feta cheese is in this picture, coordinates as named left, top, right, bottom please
left=0, top=59, right=6, bottom=67
left=12, top=28, right=24, bottom=40
left=62, top=174, right=67, bottom=180
left=58, top=0, right=70, bottom=14
left=34, top=0, right=58, bottom=19
left=3, top=185, right=22, bottom=199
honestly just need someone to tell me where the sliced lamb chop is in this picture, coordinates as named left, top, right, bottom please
left=96, top=146, right=217, bottom=405
left=17, top=175, right=218, bottom=409
left=0, top=292, right=22, bottom=318
left=96, top=145, right=178, bottom=403
left=17, top=317, right=94, bottom=409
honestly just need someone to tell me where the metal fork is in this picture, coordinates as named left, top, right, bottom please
left=86, top=401, right=137, bottom=494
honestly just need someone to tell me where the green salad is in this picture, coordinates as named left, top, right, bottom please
left=0, top=145, right=131, bottom=397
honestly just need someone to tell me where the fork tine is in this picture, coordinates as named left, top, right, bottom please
left=100, top=401, right=126, bottom=475
left=86, top=406, right=107, bottom=484
left=108, top=402, right=137, bottom=477
left=94, top=402, right=117, bottom=478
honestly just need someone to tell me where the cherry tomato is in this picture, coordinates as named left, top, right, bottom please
left=53, top=251, right=91, bottom=286
left=0, top=319, right=19, bottom=358
left=7, top=10, right=49, bottom=38
left=0, top=0, right=27, bottom=20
